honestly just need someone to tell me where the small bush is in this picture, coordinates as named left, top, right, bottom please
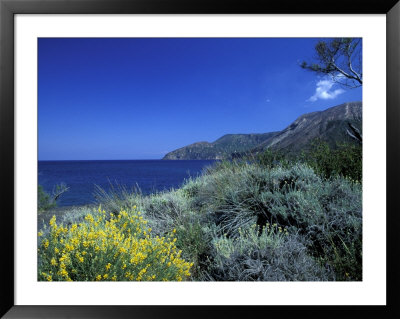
left=38, top=185, right=56, bottom=213
left=205, top=224, right=334, bottom=281
left=38, top=206, right=193, bottom=281
left=137, top=191, right=190, bottom=235
left=174, top=217, right=211, bottom=279
left=38, top=183, right=69, bottom=214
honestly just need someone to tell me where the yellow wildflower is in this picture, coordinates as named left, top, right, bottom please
left=58, top=268, right=68, bottom=277
left=49, top=215, right=56, bottom=227
left=42, top=239, right=49, bottom=249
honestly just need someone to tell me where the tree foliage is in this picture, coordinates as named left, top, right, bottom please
left=38, top=185, right=56, bottom=213
left=301, top=38, right=362, bottom=88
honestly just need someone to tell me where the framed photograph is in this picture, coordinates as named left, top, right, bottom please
left=1, top=0, right=399, bottom=318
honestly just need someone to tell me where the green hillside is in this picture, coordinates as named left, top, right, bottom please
left=163, top=102, right=362, bottom=160
left=163, top=132, right=278, bottom=160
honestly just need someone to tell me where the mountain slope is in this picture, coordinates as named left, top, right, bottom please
left=252, top=101, right=362, bottom=154
left=162, top=101, right=362, bottom=160
left=162, top=132, right=278, bottom=160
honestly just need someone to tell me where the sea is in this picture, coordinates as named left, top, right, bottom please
left=38, top=160, right=216, bottom=207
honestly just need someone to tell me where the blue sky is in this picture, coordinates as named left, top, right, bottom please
left=38, top=38, right=362, bottom=160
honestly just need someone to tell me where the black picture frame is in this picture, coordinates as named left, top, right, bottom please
left=1, top=0, right=399, bottom=318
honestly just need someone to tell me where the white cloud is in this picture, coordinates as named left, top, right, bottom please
left=307, top=79, right=345, bottom=102
left=266, top=99, right=271, bottom=102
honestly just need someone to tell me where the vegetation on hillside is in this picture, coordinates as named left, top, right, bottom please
left=162, top=102, right=362, bottom=160
left=259, top=139, right=362, bottom=181
left=38, top=141, right=362, bottom=281
left=163, top=132, right=277, bottom=160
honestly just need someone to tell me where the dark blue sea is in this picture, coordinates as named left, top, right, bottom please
left=38, top=160, right=216, bottom=207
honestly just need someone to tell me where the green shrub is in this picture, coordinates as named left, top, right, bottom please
left=174, top=217, right=210, bottom=279
left=302, top=139, right=362, bottom=181
left=204, top=223, right=334, bottom=281
left=38, top=183, right=69, bottom=214
left=141, top=191, right=192, bottom=235
left=38, top=185, right=56, bottom=213
left=257, top=149, right=291, bottom=169
left=197, top=162, right=270, bottom=236
left=257, top=140, right=362, bottom=181
left=138, top=191, right=212, bottom=279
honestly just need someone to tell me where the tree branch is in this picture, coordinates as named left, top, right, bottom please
left=301, top=38, right=362, bottom=88
left=347, top=58, right=362, bottom=84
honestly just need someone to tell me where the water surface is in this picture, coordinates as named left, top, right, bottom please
left=38, top=160, right=215, bottom=206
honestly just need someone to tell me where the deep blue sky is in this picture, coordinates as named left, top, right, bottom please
left=38, top=38, right=362, bottom=160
